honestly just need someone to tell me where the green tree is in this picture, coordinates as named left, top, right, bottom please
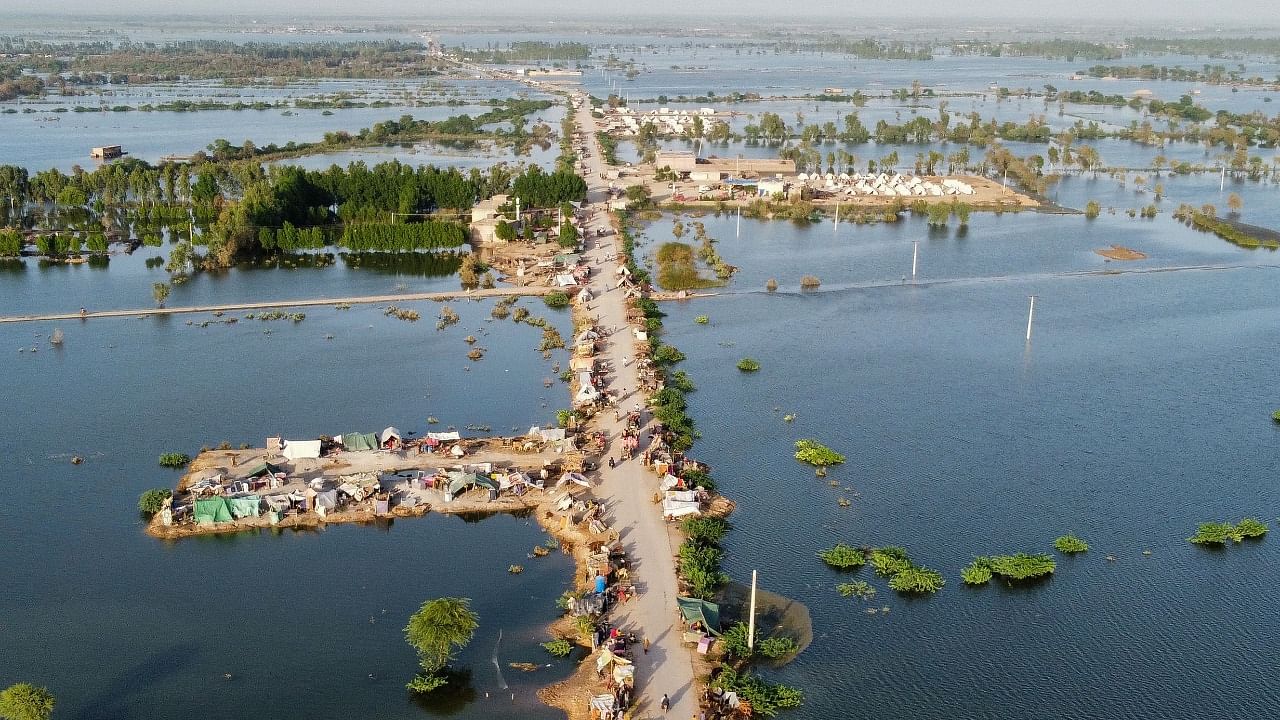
left=152, top=282, right=171, bottom=307
left=404, top=597, right=479, bottom=692
left=1227, top=192, right=1243, bottom=214
left=0, top=683, right=55, bottom=720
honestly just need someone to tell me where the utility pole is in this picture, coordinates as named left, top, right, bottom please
left=912, top=240, right=919, bottom=279
left=747, top=569, right=758, bottom=653
left=1026, top=295, right=1037, bottom=341
left=735, top=205, right=740, bottom=238
left=834, top=202, right=840, bottom=229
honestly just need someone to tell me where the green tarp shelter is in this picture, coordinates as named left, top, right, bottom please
left=343, top=432, right=379, bottom=452
left=194, top=497, right=233, bottom=524
left=676, top=597, right=721, bottom=636
left=226, top=495, right=261, bottom=519
left=244, top=462, right=283, bottom=478
left=446, top=472, right=500, bottom=497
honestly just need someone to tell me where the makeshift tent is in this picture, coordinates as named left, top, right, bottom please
left=244, top=462, right=283, bottom=478
left=379, top=427, right=401, bottom=447
left=595, top=648, right=631, bottom=673
left=226, top=495, right=261, bottom=519
left=554, top=274, right=576, bottom=287
left=575, top=384, right=601, bottom=404
left=677, top=597, right=722, bottom=635
left=194, top=497, right=233, bottom=524
left=569, top=356, right=595, bottom=372
left=662, top=497, right=701, bottom=518
left=445, top=472, right=499, bottom=498
left=281, top=440, right=321, bottom=460
left=560, top=472, right=591, bottom=488
left=341, top=432, right=379, bottom=451
left=528, top=426, right=566, bottom=443
left=589, top=695, right=616, bottom=715
left=314, top=490, right=339, bottom=510
left=426, top=431, right=461, bottom=442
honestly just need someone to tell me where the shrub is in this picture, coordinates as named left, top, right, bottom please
left=158, top=452, right=191, bottom=469
left=758, top=636, right=798, bottom=659
left=652, top=344, right=686, bottom=366
left=794, top=440, right=845, bottom=467
left=1053, top=535, right=1090, bottom=554
left=682, top=516, right=730, bottom=545
left=1272, top=410, right=1280, bottom=423
left=1236, top=518, right=1269, bottom=539
left=1188, top=522, right=1239, bottom=545
left=712, top=667, right=803, bottom=717
left=1085, top=200, right=1101, bottom=219
left=869, top=547, right=913, bottom=578
left=888, top=566, right=945, bottom=594
left=138, top=488, right=172, bottom=517
left=836, top=581, right=876, bottom=599
left=737, top=357, right=761, bottom=372
left=960, top=562, right=993, bottom=585
left=766, top=278, right=778, bottom=292
left=543, top=292, right=570, bottom=309
left=985, top=553, right=1056, bottom=580
left=694, top=315, right=709, bottom=324
left=542, top=639, right=573, bottom=657
left=799, top=275, right=821, bottom=289
left=818, top=543, right=867, bottom=570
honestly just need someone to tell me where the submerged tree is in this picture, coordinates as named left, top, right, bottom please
left=404, top=597, right=479, bottom=693
left=0, top=683, right=55, bottom=720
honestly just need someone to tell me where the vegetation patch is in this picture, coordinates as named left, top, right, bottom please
left=541, top=638, right=573, bottom=657
left=1189, top=518, right=1269, bottom=545
left=138, top=488, right=172, bottom=517
left=737, top=357, right=761, bottom=372
left=404, top=597, right=478, bottom=693
left=712, top=667, right=803, bottom=717
left=158, top=452, right=190, bottom=469
left=818, top=543, right=867, bottom=570
left=655, top=241, right=722, bottom=291
left=1053, top=535, right=1090, bottom=554
left=794, top=440, right=845, bottom=467
left=543, top=292, right=570, bottom=309
left=971, top=553, right=1057, bottom=581
left=960, top=562, right=993, bottom=586
left=836, top=581, right=876, bottom=600
left=887, top=566, right=945, bottom=594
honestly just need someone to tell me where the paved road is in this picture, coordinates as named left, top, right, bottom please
left=0, top=286, right=555, bottom=324
left=568, top=94, right=699, bottom=720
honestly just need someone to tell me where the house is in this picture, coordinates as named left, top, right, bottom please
left=91, top=145, right=123, bottom=160
left=757, top=179, right=787, bottom=197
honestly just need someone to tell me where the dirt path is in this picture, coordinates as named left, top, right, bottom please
left=0, top=286, right=555, bottom=324
left=571, top=96, right=700, bottom=720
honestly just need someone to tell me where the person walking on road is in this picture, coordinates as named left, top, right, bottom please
left=660, top=694, right=670, bottom=712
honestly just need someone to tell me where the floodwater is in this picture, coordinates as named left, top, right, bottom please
left=4, top=22, right=1280, bottom=720
left=654, top=209, right=1280, bottom=720
left=0, top=296, right=579, bottom=719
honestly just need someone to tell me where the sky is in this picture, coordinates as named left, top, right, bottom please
left=1, top=0, right=1278, bottom=23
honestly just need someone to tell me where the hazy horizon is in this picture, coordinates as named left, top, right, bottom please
left=3, top=0, right=1280, bottom=26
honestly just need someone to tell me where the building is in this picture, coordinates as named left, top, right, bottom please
left=654, top=151, right=796, bottom=178
left=90, top=145, right=122, bottom=160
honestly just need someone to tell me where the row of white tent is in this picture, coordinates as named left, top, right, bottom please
left=794, top=172, right=975, bottom=198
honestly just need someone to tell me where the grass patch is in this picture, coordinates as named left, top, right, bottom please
left=818, top=543, right=866, bottom=569
left=158, top=452, right=190, bottom=469
left=737, top=357, right=761, bottom=372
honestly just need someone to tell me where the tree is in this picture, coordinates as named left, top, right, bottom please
left=152, top=282, right=171, bottom=307
left=1227, top=192, right=1243, bottom=214
left=0, top=683, right=55, bottom=720
left=404, top=597, right=479, bottom=692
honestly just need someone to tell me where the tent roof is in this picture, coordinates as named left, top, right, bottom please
left=282, top=439, right=321, bottom=460
left=676, top=597, right=721, bottom=635
left=244, top=461, right=284, bottom=478
left=343, top=432, right=379, bottom=452
left=380, top=426, right=401, bottom=442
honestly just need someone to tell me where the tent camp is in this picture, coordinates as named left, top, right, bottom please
left=677, top=597, right=722, bottom=635
left=426, top=431, right=461, bottom=442
left=340, top=432, right=380, bottom=452
left=281, top=440, right=321, bottom=460
left=575, top=383, right=601, bottom=404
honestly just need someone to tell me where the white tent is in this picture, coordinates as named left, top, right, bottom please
left=281, top=440, right=322, bottom=460
left=662, top=498, right=701, bottom=517
left=575, top=384, right=601, bottom=404
left=379, top=427, right=401, bottom=444
left=426, top=431, right=461, bottom=442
